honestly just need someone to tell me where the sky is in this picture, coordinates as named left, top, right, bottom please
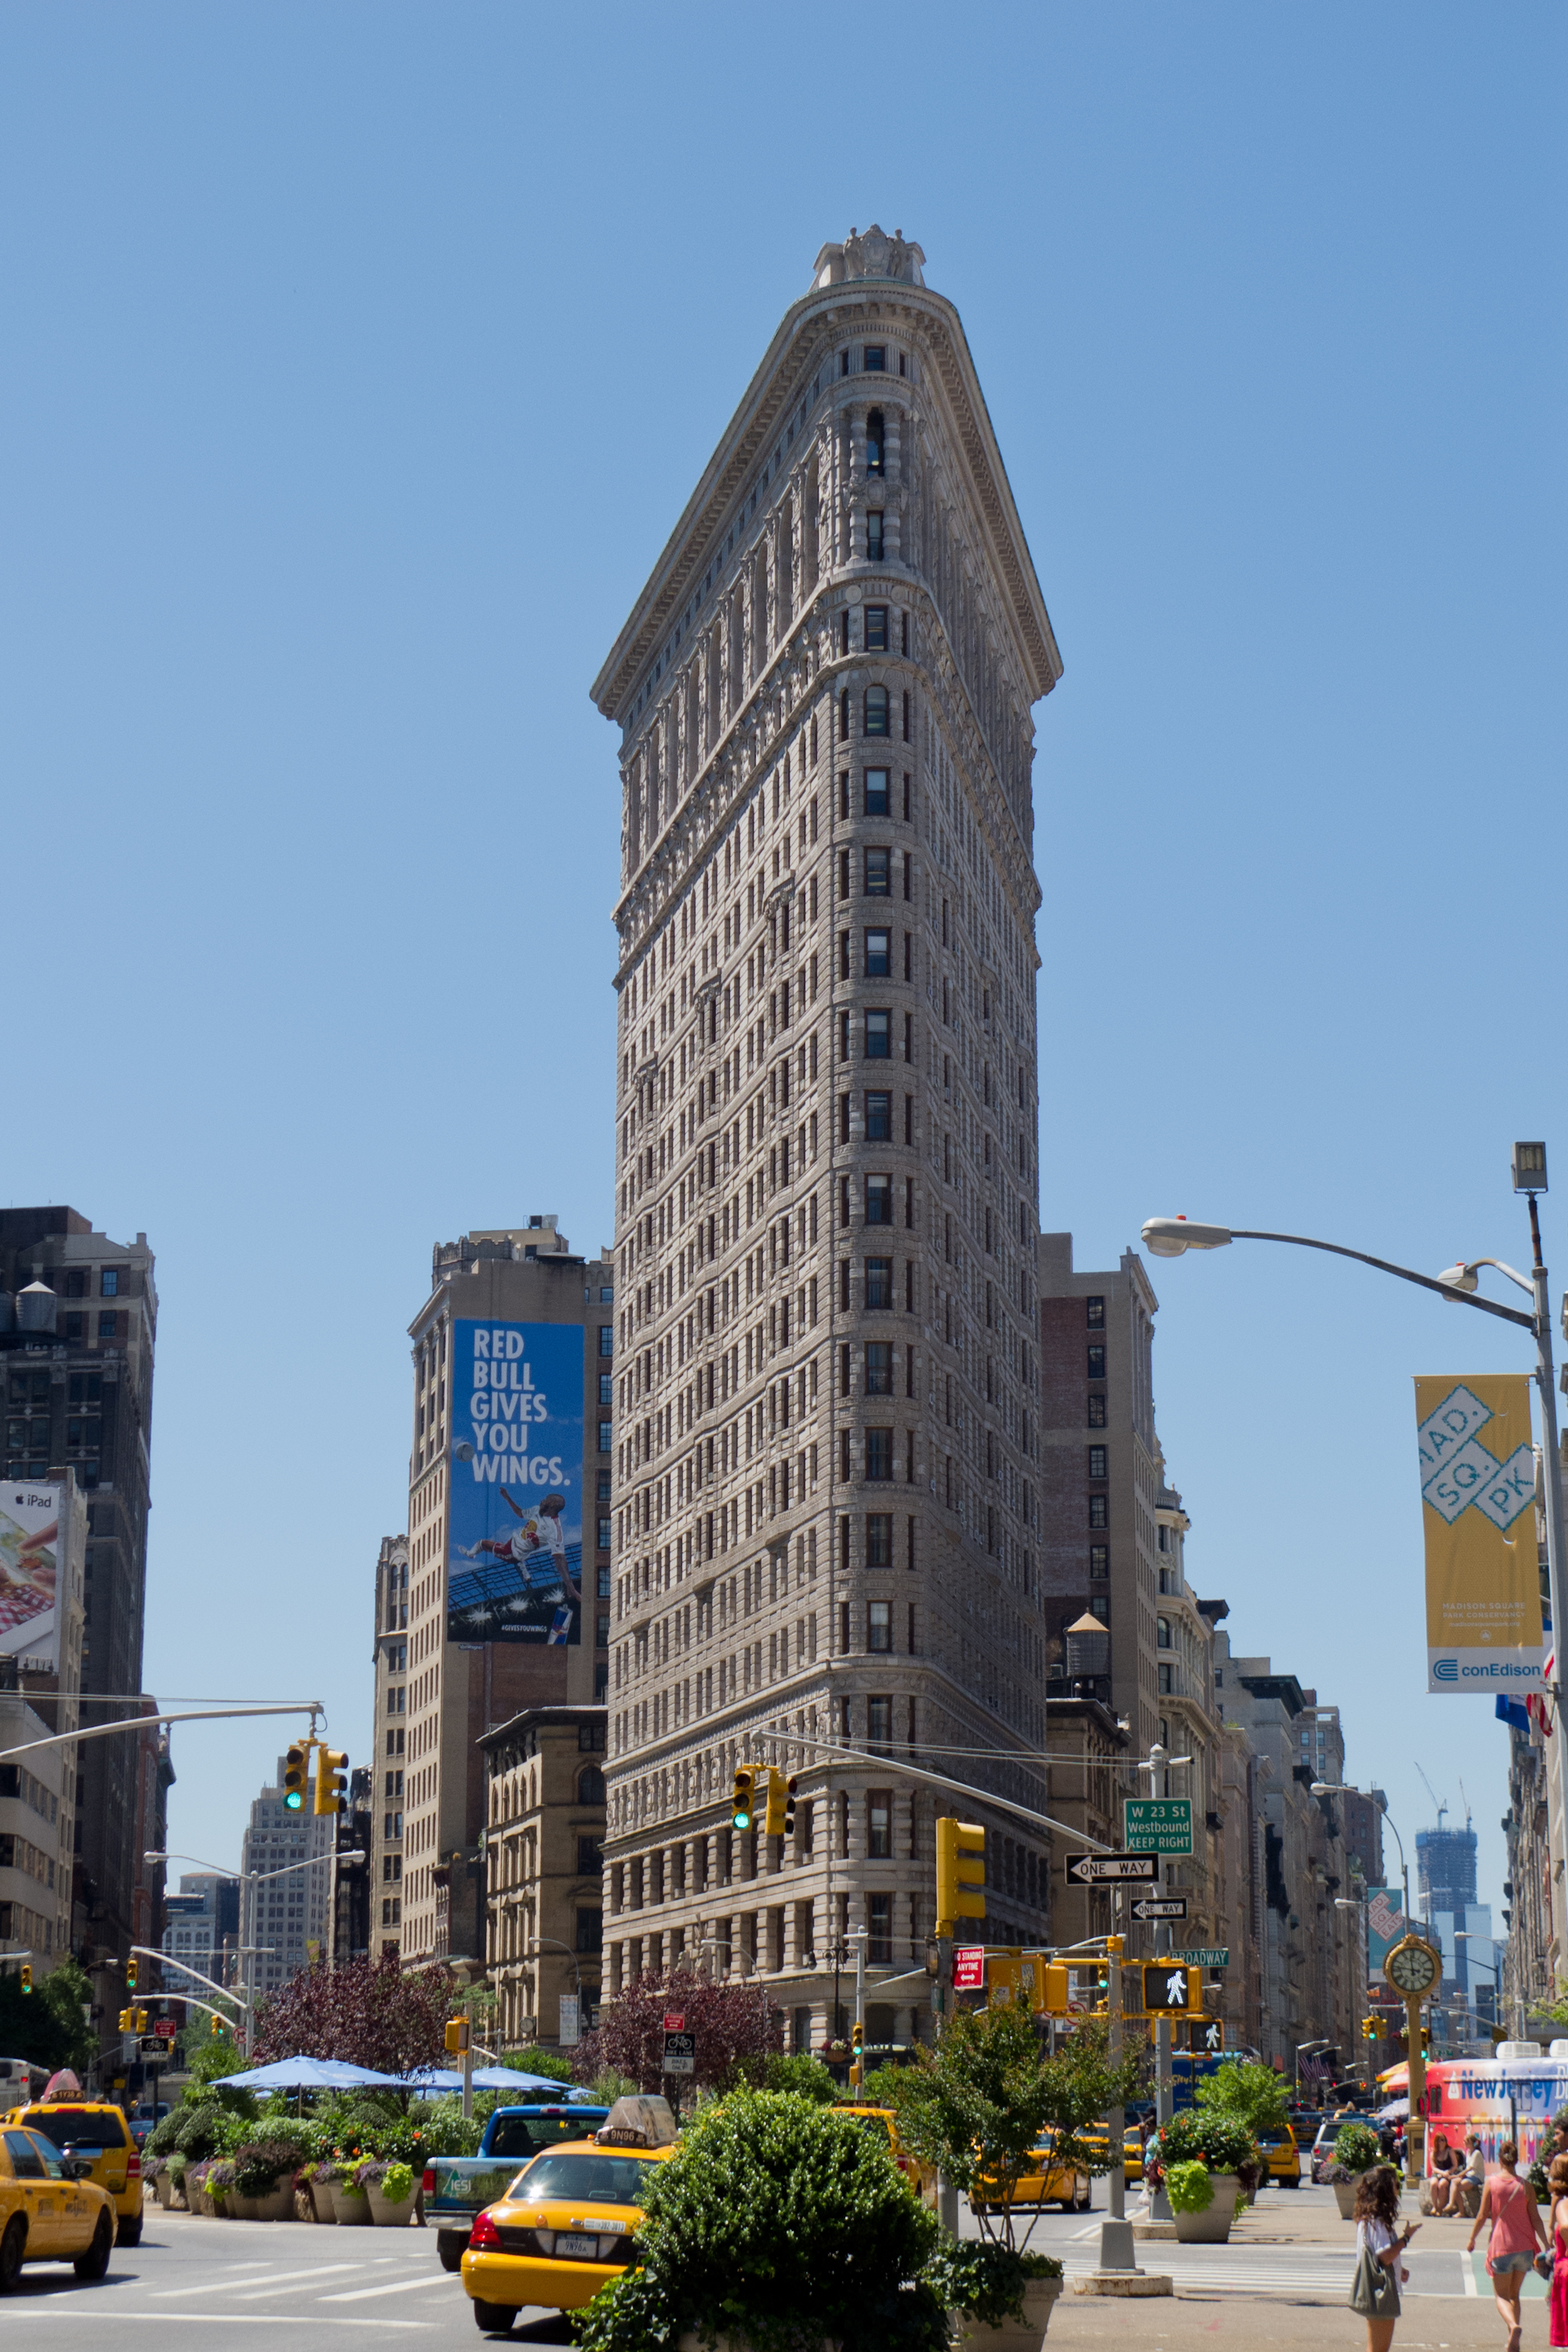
left=2, top=4, right=1563, bottom=1944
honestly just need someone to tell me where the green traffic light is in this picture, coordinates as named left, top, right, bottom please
left=283, top=1789, right=303, bottom=1810
left=734, top=1806, right=751, bottom=1830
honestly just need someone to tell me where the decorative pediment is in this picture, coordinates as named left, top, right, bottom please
left=812, top=224, right=926, bottom=289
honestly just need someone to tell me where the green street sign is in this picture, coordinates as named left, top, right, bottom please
left=1175, top=1948, right=1229, bottom=1969
left=1123, top=1797, right=1193, bottom=1856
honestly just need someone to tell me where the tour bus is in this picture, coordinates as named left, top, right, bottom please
left=1414, top=2047, right=1568, bottom=2173
left=0, top=2059, right=49, bottom=2104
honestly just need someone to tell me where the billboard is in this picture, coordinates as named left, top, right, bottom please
left=0, top=1483, right=61, bottom=1668
left=1415, top=1374, right=1544, bottom=1694
left=1367, top=1886, right=1410, bottom=1980
left=446, top=1321, right=583, bottom=1646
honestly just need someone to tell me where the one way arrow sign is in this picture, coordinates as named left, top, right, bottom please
left=1065, top=1850, right=1160, bottom=1884
left=1131, top=1896, right=1188, bottom=1922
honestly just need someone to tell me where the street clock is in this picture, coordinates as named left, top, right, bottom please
left=1384, top=1936, right=1442, bottom=2001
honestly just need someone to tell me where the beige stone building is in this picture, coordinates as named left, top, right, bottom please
left=401, top=1221, right=612, bottom=1967
left=590, top=227, right=1061, bottom=2043
left=481, top=1705, right=607, bottom=2049
left=370, top=1534, right=409, bottom=1953
left=0, top=1464, right=85, bottom=1968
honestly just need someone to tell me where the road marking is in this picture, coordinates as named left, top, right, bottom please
left=155, top=2264, right=368, bottom=2298
left=1464, top=2253, right=1479, bottom=2296
left=1, top=2315, right=435, bottom=2330
left=321, top=2274, right=462, bottom=2303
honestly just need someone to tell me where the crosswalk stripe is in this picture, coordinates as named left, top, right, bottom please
left=321, top=2275, right=463, bottom=2303
left=156, top=2263, right=368, bottom=2298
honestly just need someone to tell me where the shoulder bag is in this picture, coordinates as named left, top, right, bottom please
left=1349, top=2238, right=1401, bottom=2318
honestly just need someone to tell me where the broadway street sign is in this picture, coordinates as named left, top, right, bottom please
left=1065, top=1850, right=1159, bottom=1885
left=1174, top=1948, right=1230, bottom=1969
left=1131, top=1896, right=1188, bottom=1922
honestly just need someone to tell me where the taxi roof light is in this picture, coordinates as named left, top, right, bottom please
left=593, top=2093, right=677, bottom=2149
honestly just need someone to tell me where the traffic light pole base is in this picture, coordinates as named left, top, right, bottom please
left=1094, top=2219, right=1140, bottom=2271
left=1074, top=2265, right=1172, bottom=2298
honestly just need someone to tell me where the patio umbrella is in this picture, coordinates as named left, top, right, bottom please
left=1374, top=2099, right=1409, bottom=2121
left=405, top=2066, right=594, bottom=2096
left=216, top=2056, right=408, bottom=2091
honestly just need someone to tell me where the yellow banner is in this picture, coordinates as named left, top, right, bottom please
left=1414, top=1374, right=1544, bottom=1694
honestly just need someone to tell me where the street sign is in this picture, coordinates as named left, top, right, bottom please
left=138, top=2037, right=168, bottom=2059
left=1123, top=1798, right=1193, bottom=1856
left=662, top=2012, right=686, bottom=2032
left=661, top=2030, right=695, bottom=2077
left=953, top=1947, right=986, bottom=1991
left=559, top=1996, right=580, bottom=2049
left=1131, top=1896, right=1188, bottom=1922
left=1065, top=1851, right=1159, bottom=1884
left=1174, top=1948, right=1229, bottom=1969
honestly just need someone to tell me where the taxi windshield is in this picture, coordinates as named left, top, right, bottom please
left=21, top=2108, right=128, bottom=2151
left=512, top=2152, right=655, bottom=2205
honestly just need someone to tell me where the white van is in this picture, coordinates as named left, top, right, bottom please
left=0, top=2057, right=48, bottom=2105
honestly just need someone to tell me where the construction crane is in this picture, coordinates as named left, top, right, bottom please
left=1457, top=1778, right=1472, bottom=1831
left=1415, top=1763, right=1448, bottom=1829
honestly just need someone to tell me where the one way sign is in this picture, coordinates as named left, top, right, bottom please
left=1065, top=1851, right=1159, bottom=1884
left=1131, top=1896, right=1188, bottom=1922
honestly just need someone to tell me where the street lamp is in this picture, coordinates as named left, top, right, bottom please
left=1145, top=1156, right=1568, bottom=1874
left=1310, top=1788, right=1414, bottom=1931
left=144, top=1848, right=363, bottom=2016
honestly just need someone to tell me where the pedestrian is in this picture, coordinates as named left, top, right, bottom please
left=1428, top=2132, right=1457, bottom=2217
left=1350, top=2165, right=1417, bottom=2352
left=1548, top=2154, right=1568, bottom=2348
left=1467, top=2138, right=1549, bottom=2352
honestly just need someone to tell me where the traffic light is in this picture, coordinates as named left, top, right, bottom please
left=284, top=1742, right=310, bottom=1812
left=1142, top=1963, right=1203, bottom=2015
left=1362, top=2016, right=1380, bottom=2041
left=782, top=1775, right=797, bottom=1837
left=17, top=1966, right=30, bottom=1996
left=935, top=1817, right=986, bottom=1933
left=210, top=2014, right=225, bottom=2037
left=445, top=2018, right=470, bottom=2056
left=314, top=1746, right=349, bottom=1817
left=731, top=1767, right=757, bottom=1833
left=125, top=1958, right=137, bottom=1993
left=763, top=1769, right=786, bottom=1837
left=135, top=2009, right=148, bottom=2034
left=118, top=2008, right=133, bottom=2032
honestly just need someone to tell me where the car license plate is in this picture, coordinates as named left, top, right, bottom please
left=557, top=2232, right=597, bottom=2259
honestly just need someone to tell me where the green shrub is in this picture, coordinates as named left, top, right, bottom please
left=408, top=2096, right=483, bottom=2156
left=1333, top=2123, right=1381, bottom=2176
left=575, top=2089, right=947, bottom=2352
left=924, top=2238, right=1056, bottom=2327
left=1147, top=2111, right=1258, bottom=2180
left=383, top=2161, right=414, bottom=2203
left=231, top=2139, right=305, bottom=2197
left=501, top=2045, right=575, bottom=2085
left=721, top=2050, right=838, bottom=2104
left=1164, top=2160, right=1215, bottom=2215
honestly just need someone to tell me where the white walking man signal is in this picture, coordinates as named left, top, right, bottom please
left=1163, top=1969, right=1185, bottom=2007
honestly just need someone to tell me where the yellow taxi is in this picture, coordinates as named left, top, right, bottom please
left=3, top=2103, right=143, bottom=2245
left=835, top=2107, right=938, bottom=2206
left=1258, top=2122, right=1301, bottom=2187
left=461, top=2096, right=677, bottom=2335
left=972, top=2131, right=1091, bottom=2216
left=1080, top=2125, right=1145, bottom=2183
left=0, top=2122, right=117, bottom=2287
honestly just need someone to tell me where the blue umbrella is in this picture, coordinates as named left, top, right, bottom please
left=404, top=2066, right=594, bottom=2097
left=216, top=2056, right=408, bottom=2091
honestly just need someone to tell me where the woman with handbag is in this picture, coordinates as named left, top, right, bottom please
left=1466, top=2139, right=1548, bottom=2352
left=1352, top=2165, right=1417, bottom=2352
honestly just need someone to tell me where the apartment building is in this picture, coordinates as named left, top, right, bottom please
left=481, top=1704, right=607, bottom=2049
left=589, top=226, right=1060, bottom=2037
left=0, top=1210, right=155, bottom=1979
left=401, top=1221, right=612, bottom=1967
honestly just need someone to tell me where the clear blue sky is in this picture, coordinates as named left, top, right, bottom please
left=3, top=5, right=1562, bottom=1940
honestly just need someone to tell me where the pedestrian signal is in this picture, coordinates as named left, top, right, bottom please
left=1142, top=1963, right=1203, bottom=2014
left=935, top=1818, right=986, bottom=1933
left=284, top=1742, right=310, bottom=1812
left=1187, top=2017, right=1225, bottom=2054
left=18, top=1965, right=30, bottom=1996
left=445, top=2018, right=470, bottom=2056
left=731, top=1767, right=756, bottom=1833
left=314, top=1746, right=349, bottom=1817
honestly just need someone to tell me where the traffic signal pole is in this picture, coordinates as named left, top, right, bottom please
left=1098, top=1936, right=1137, bottom=2274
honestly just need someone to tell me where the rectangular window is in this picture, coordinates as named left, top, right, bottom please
left=1088, top=1445, right=1108, bottom=1479
left=863, top=927, right=891, bottom=976
left=865, top=1174, right=892, bottom=1225
left=866, top=512, right=885, bottom=562
left=867, top=1602, right=892, bottom=1655
left=865, top=1428, right=894, bottom=1481
left=1087, top=1345, right=1105, bottom=1379
left=598, top=1326, right=614, bottom=1357
left=1090, top=1544, right=1109, bottom=1580
left=864, top=1090, right=891, bottom=1140
left=97, top=1312, right=118, bottom=1338
left=865, top=1257, right=892, bottom=1309
left=863, top=345, right=886, bottom=372
left=599, top=1373, right=614, bottom=1406
left=100, top=1270, right=121, bottom=1298
left=1158, top=1662, right=1174, bottom=1695
left=864, top=1010, right=891, bottom=1058
left=866, top=1512, right=893, bottom=1567
left=864, top=847, right=891, bottom=895
left=1088, top=1495, right=1108, bottom=1529
left=863, top=767, right=890, bottom=816
left=867, top=1696, right=893, bottom=1752
left=597, top=1517, right=612, bottom=1551
left=598, top=1419, right=613, bottom=1453
left=1087, top=1392, right=1106, bottom=1428
left=865, top=1342, right=892, bottom=1395
left=863, top=605, right=888, bottom=652
left=867, top=1791, right=892, bottom=1857
left=575, top=1907, right=604, bottom=1954
left=64, top=1313, right=83, bottom=1341
left=1086, top=1296, right=1105, bottom=1328
left=577, top=1836, right=604, bottom=1875
left=868, top=1890, right=892, bottom=1964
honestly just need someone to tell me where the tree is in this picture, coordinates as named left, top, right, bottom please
left=0, top=1958, right=94, bottom=2077
left=891, top=2009, right=1143, bottom=2252
left=1192, top=2059, right=1291, bottom=2139
left=500, top=2045, right=575, bottom=2085
left=569, top=1969, right=780, bottom=2096
left=250, top=1955, right=454, bottom=2075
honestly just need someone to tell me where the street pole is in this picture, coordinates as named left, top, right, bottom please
left=1098, top=1935, right=1137, bottom=2272
left=1143, top=1743, right=1174, bottom=2221
left=1526, top=1191, right=1568, bottom=1871
left=1406, top=1998, right=1426, bottom=2188
left=461, top=1994, right=474, bottom=2122
left=935, top=1929, right=957, bottom=2237
left=851, top=1926, right=866, bottom=2094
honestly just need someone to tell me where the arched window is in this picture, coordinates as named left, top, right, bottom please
left=578, top=1766, right=605, bottom=1805
left=863, top=684, right=890, bottom=738
left=1156, top=1617, right=1172, bottom=1650
left=866, top=408, right=884, bottom=477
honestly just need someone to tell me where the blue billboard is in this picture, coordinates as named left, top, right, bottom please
left=446, top=1319, right=584, bottom=1646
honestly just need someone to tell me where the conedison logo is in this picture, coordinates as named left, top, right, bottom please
left=1433, top=1658, right=1459, bottom=1682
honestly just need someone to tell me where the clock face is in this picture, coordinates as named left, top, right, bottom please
left=1385, top=1939, right=1439, bottom=1998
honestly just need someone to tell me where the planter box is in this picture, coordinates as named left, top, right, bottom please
left=1171, top=2174, right=1241, bottom=2245
left=1332, top=2172, right=1377, bottom=2221
left=331, top=2186, right=373, bottom=2227
left=304, top=2181, right=336, bottom=2223
left=227, top=2194, right=260, bottom=2221
left=245, top=2183, right=296, bottom=2222
left=152, top=2173, right=173, bottom=2210
left=368, top=2190, right=418, bottom=2228
left=951, top=2276, right=1065, bottom=2349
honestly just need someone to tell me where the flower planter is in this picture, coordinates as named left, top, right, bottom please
left=250, top=2183, right=297, bottom=2222
left=331, top=2186, right=372, bottom=2227
left=1332, top=2172, right=1376, bottom=2222
left=304, top=2180, right=336, bottom=2223
left=153, top=2172, right=174, bottom=2210
left=1171, top=2173, right=1241, bottom=2245
left=227, top=2194, right=260, bottom=2220
left=368, top=2190, right=418, bottom=2228
left=950, top=2276, right=1064, bottom=2349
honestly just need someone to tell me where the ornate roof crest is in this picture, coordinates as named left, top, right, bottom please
left=811, top=225, right=925, bottom=290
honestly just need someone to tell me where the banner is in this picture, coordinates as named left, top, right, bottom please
left=1367, top=1886, right=1410, bottom=1980
left=1415, top=1374, right=1544, bottom=1693
left=447, top=1321, right=583, bottom=1646
left=0, top=1483, right=60, bottom=1668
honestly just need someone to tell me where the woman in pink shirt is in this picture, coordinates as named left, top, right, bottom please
left=1467, top=2140, right=1549, bottom=2352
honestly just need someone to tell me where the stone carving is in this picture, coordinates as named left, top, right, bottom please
left=811, top=224, right=926, bottom=289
